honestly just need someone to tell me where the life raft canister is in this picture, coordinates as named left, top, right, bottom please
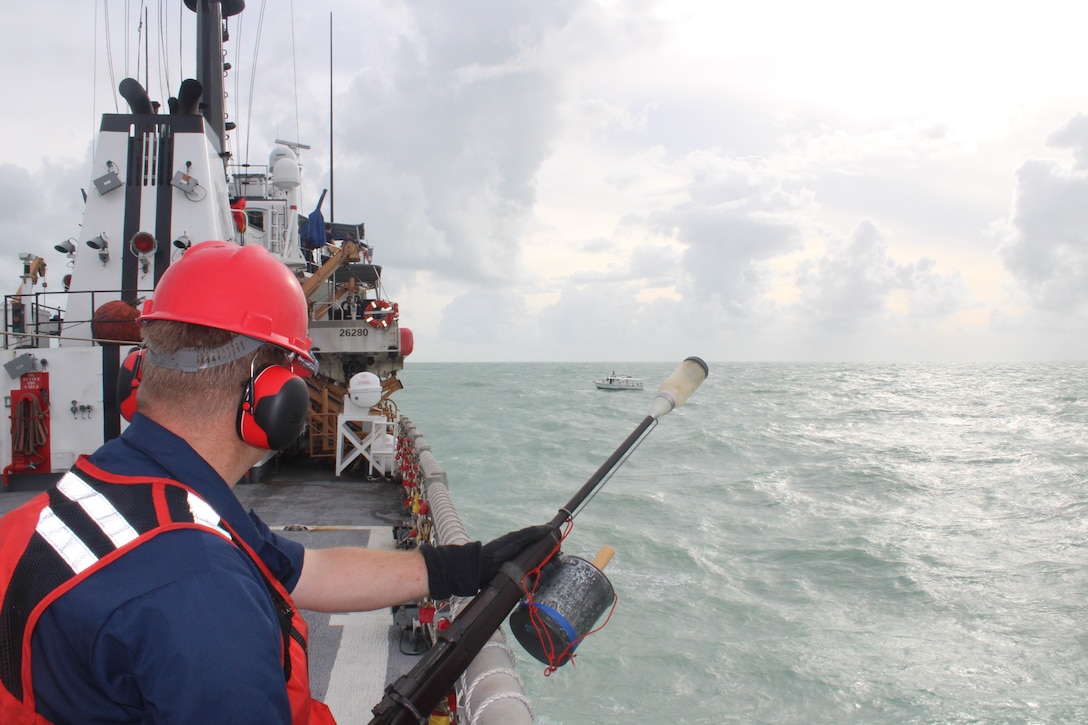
left=363, top=300, right=396, bottom=329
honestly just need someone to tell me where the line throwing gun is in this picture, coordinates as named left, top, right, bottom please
left=369, top=356, right=709, bottom=724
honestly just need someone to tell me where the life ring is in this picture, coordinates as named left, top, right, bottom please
left=364, top=300, right=394, bottom=329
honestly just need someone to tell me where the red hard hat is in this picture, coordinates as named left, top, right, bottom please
left=140, top=241, right=315, bottom=368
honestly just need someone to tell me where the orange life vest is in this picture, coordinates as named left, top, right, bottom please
left=0, top=457, right=335, bottom=724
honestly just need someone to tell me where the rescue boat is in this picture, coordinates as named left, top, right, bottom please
left=594, top=371, right=646, bottom=390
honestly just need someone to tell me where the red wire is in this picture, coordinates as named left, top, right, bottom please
left=520, top=519, right=571, bottom=670
left=518, top=519, right=619, bottom=674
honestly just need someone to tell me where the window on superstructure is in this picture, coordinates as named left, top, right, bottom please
left=247, top=209, right=266, bottom=232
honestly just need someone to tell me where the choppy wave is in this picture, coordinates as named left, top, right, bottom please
left=397, top=362, right=1088, bottom=724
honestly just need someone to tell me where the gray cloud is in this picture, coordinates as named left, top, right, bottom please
left=438, top=289, right=535, bottom=348
left=6, top=1, right=1088, bottom=362
left=796, top=219, right=970, bottom=331
left=650, top=159, right=806, bottom=315
left=0, top=159, right=89, bottom=286
left=998, top=115, right=1088, bottom=316
left=1046, top=114, right=1088, bottom=171
left=320, top=2, right=586, bottom=286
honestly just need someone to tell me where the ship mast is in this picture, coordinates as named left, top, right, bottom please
left=185, top=0, right=245, bottom=164
left=329, top=12, right=336, bottom=222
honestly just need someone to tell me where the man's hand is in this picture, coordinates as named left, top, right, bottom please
left=420, top=525, right=554, bottom=600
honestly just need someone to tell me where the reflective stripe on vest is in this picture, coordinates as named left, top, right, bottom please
left=34, top=471, right=231, bottom=576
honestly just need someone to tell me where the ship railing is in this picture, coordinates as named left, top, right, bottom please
left=397, top=416, right=534, bottom=725
left=3, top=291, right=65, bottom=350
left=2, top=289, right=152, bottom=350
left=228, top=166, right=272, bottom=199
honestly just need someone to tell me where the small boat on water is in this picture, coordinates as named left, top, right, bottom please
left=594, top=371, right=645, bottom=390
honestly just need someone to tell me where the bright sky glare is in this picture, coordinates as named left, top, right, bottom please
left=3, top=1, right=1088, bottom=362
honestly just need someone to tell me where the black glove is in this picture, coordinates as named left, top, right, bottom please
left=420, top=525, right=554, bottom=600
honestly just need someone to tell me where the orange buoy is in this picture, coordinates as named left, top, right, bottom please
left=92, top=300, right=142, bottom=344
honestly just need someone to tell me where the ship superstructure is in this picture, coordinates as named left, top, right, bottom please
left=0, top=3, right=536, bottom=723
left=0, top=0, right=411, bottom=477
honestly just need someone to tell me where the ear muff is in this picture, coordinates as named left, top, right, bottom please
left=237, top=365, right=310, bottom=450
left=117, top=348, right=145, bottom=422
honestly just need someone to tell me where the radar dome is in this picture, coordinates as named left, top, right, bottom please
left=268, top=145, right=296, bottom=167
left=346, top=372, right=382, bottom=412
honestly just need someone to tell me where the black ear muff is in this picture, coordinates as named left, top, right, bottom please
left=237, top=365, right=310, bottom=450
left=117, top=348, right=146, bottom=422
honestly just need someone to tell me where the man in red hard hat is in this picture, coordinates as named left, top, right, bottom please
left=0, top=241, right=548, bottom=724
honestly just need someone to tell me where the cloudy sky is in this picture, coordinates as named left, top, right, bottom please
left=4, top=0, right=1088, bottom=362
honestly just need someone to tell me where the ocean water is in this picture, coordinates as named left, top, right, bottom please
left=394, top=362, right=1088, bottom=725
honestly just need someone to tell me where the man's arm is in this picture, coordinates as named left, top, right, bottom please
left=291, top=547, right=429, bottom=612
left=291, top=525, right=553, bottom=613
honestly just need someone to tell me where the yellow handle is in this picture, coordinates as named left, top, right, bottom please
left=592, top=545, right=615, bottom=571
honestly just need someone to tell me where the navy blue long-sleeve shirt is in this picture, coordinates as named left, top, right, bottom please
left=30, top=414, right=306, bottom=724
